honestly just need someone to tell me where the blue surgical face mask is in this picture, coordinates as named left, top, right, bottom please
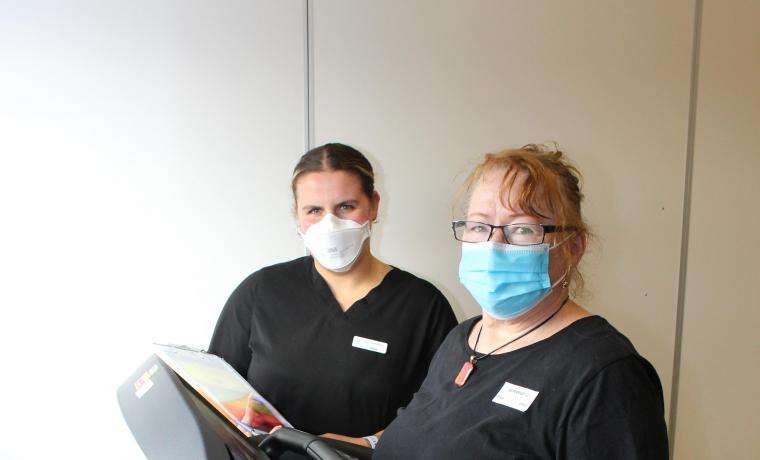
left=458, top=241, right=567, bottom=320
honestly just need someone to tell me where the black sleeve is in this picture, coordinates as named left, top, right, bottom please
left=208, top=274, right=256, bottom=377
left=563, top=356, right=669, bottom=460
left=421, top=290, right=458, bottom=374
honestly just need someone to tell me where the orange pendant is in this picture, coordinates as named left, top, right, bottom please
left=454, top=360, right=475, bottom=387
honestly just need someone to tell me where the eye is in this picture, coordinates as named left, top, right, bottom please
left=507, top=224, right=544, bottom=245
left=466, top=222, right=490, bottom=233
left=307, top=207, right=322, bottom=215
left=512, top=225, right=536, bottom=235
left=339, top=203, right=356, bottom=211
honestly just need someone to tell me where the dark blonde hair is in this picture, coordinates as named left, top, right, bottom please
left=291, top=143, right=375, bottom=201
left=458, top=143, right=591, bottom=295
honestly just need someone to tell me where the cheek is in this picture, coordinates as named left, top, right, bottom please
left=340, top=206, right=372, bottom=223
left=548, top=251, right=568, bottom=279
left=297, top=215, right=319, bottom=232
left=350, top=210, right=372, bottom=223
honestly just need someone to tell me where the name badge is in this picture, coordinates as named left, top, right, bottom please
left=352, top=336, right=388, bottom=354
left=492, top=381, right=539, bottom=412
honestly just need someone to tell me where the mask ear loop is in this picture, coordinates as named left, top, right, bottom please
left=549, top=231, right=577, bottom=290
left=549, top=230, right=576, bottom=249
left=550, top=265, right=572, bottom=290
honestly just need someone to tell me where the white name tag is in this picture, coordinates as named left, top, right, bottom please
left=492, top=381, right=539, bottom=412
left=352, top=336, right=388, bottom=354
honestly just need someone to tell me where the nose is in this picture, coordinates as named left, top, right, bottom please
left=489, top=227, right=508, bottom=244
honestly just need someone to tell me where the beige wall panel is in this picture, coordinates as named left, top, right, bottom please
left=673, top=0, right=760, bottom=458
left=312, top=0, right=694, bottom=422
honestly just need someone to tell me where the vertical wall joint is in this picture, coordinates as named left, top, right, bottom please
left=304, top=0, right=315, bottom=150
left=668, top=0, right=704, bottom=457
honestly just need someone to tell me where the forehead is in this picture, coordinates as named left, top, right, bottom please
left=468, top=169, right=525, bottom=214
left=295, top=170, right=364, bottom=201
left=466, top=168, right=553, bottom=222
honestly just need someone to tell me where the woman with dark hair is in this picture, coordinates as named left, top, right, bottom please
left=209, top=143, right=457, bottom=447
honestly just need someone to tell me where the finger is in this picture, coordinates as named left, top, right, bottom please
left=241, top=393, right=254, bottom=424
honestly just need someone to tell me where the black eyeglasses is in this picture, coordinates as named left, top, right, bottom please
left=452, top=220, right=570, bottom=245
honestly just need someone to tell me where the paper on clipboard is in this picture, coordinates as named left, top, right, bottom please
left=153, top=344, right=292, bottom=436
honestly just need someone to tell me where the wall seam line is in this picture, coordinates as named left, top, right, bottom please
left=668, top=0, right=703, bottom=456
left=304, top=0, right=315, bottom=150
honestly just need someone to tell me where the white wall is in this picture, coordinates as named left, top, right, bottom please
left=311, top=0, right=693, bottom=423
left=1, top=1, right=757, bottom=459
left=0, top=1, right=305, bottom=458
left=672, top=0, right=760, bottom=458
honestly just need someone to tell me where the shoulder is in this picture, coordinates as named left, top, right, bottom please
left=255, top=256, right=311, bottom=278
left=234, top=256, right=312, bottom=292
left=563, top=316, right=639, bottom=362
left=551, top=316, right=660, bottom=387
left=437, top=315, right=478, bottom=348
left=558, top=319, right=668, bottom=454
left=385, top=268, right=457, bottom=324
left=454, top=315, right=480, bottom=335
left=386, top=267, right=449, bottom=302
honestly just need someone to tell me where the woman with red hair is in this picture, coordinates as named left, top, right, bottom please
left=374, top=144, right=668, bottom=459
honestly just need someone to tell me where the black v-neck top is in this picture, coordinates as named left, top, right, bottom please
left=208, top=256, right=457, bottom=436
left=375, top=315, right=668, bottom=459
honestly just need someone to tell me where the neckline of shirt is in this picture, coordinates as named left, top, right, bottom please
left=305, top=256, right=400, bottom=319
left=460, top=314, right=602, bottom=359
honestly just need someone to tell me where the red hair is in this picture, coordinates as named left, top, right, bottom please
left=458, top=144, right=591, bottom=294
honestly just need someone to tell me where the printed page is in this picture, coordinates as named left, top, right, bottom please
left=153, top=344, right=292, bottom=435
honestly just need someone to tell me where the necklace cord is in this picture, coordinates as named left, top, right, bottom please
left=472, top=296, right=570, bottom=363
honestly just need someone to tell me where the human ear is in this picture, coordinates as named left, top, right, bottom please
left=570, top=233, right=587, bottom=267
left=371, top=191, right=380, bottom=222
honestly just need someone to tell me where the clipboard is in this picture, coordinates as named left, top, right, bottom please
left=153, top=343, right=292, bottom=436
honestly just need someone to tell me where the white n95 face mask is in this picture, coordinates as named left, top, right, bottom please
left=299, top=213, right=371, bottom=272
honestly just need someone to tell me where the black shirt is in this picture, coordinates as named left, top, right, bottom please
left=375, top=315, right=669, bottom=459
left=208, top=256, right=457, bottom=437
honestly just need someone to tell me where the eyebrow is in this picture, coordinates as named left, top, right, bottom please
left=467, top=212, right=533, bottom=221
left=300, top=199, right=359, bottom=211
